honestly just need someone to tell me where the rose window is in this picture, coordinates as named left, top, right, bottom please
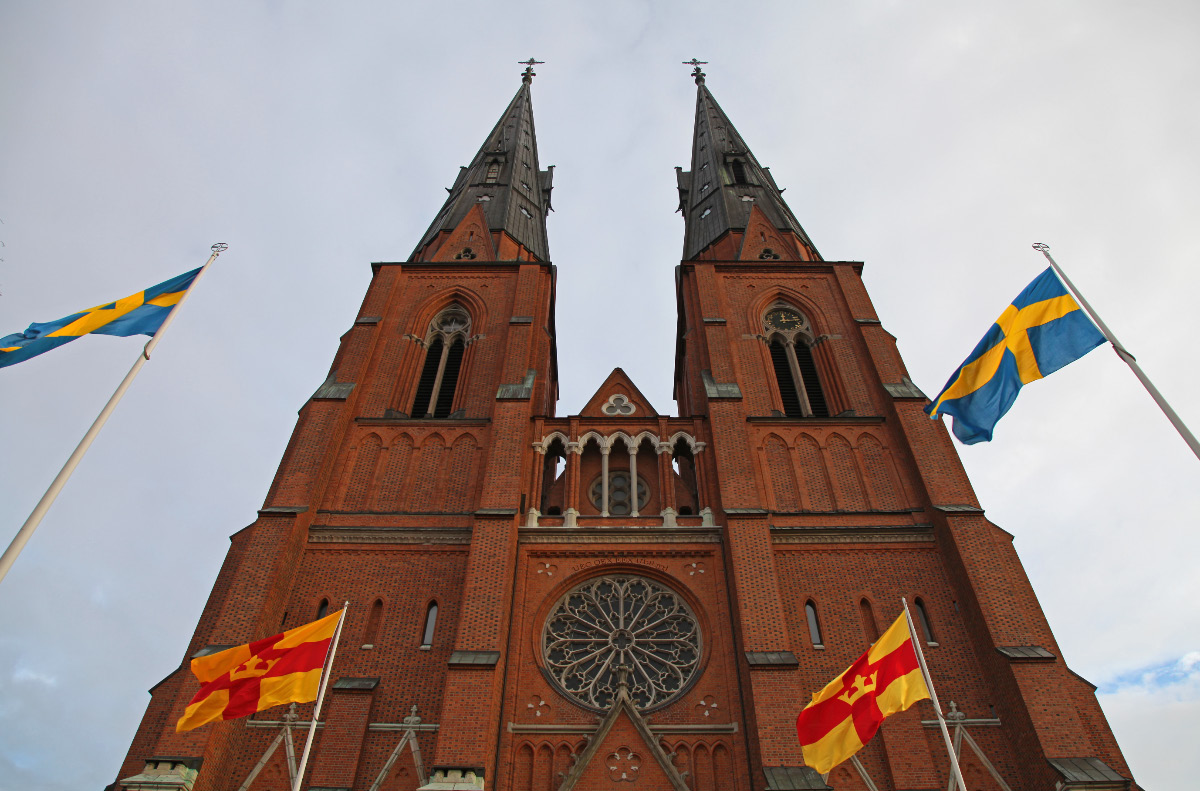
left=542, top=575, right=701, bottom=711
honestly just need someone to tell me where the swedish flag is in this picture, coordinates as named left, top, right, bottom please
left=0, top=268, right=201, bottom=369
left=925, top=267, right=1106, bottom=444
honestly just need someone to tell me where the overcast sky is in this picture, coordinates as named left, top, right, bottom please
left=1, top=2, right=1198, bottom=789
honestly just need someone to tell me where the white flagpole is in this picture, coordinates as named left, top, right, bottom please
left=1033, top=242, right=1200, bottom=461
left=0, top=243, right=227, bottom=587
left=292, top=603, right=349, bottom=791
left=902, top=598, right=968, bottom=791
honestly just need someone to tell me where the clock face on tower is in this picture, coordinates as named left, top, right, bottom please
left=765, top=308, right=802, bottom=331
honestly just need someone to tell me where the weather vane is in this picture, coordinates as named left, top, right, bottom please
left=520, top=57, right=544, bottom=83
left=683, top=58, right=707, bottom=84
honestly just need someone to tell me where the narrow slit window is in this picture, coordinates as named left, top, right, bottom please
left=805, top=601, right=823, bottom=647
left=859, top=598, right=879, bottom=642
left=421, top=602, right=439, bottom=647
left=914, top=598, right=936, bottom=644
left=317, top=598, right=329, bottom=619
left=363, top=599, right=383, bottom=648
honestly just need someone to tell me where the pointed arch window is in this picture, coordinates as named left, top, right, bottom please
left=316, top=598, right=329, bottom=619
left=485, top=160, right=500, bottom=183
left=914, top=597, right=937, bottom=646
left=805, top=600, right=824, bottom=648
left=412, top=305, right=471, bottom=419
left=762, top=304, right=829, bottom=418
left=421, top=602, right=439, bottom=647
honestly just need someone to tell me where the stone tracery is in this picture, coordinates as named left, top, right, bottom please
left=542, top=575, right=701, bottom=712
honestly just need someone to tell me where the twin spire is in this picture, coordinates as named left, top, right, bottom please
left=411, top=65, right=819, bottom=264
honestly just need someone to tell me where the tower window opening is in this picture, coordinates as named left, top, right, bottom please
left=454, top=247, right=476, bottom=260
left=763, top=305, right=829, bottom=418
left=759, top=248, right=780, bottom=260
left=485, top=160, right=499, bottom=183
left=411, top=306, right=471, bottom=419
left=731, top=159, right=748, bottom=184
left=770, top=340, right=804, bottom=418
left=421, top=602, right=438, bottom=647
left=805, top=601, right=824, bottom=648
left=700, top=208, right=712, bottom=219
left=317, top=598, right=329, bottom=619
left=914, top=598, right=936, bottom=645
left=520, top=206, right=533, bottom=219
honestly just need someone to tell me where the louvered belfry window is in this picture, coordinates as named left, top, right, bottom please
left=763, top=303, right=829, bottom=418
left=411, top=306, right=471, bottom=418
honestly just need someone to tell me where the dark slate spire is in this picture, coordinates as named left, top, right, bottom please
left=675, top=80, right=821, bottom=262
left=411, top=74, right=554, bottom=262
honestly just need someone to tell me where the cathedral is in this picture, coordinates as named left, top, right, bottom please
left=113, top=64, right=1136, bottom=791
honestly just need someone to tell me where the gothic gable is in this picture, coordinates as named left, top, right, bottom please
left=557, top=679, right=689, bottom=791
left=431, top=203, right=498, bottom=262
left=578, top=368, right=659, bottom=418
left=738, top=204, right=800, bottom=261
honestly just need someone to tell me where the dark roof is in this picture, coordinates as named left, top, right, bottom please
left=676, top=83, right=820, bottom=261
left=763, top=766, right=832, bottom=790
left=1048, top=757, right=1129, bottom=786
left=411, top=81, right=553, bottom=261
left=996, top=645, right=1056, bottom=661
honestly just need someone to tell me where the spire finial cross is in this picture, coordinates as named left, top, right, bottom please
left=683, top=58, right=707, bottom=85
left=519, top=57, right=544, bottom=83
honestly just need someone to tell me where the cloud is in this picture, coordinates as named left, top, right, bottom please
left=1098, top=653, right=1200, bottom=787
left=1100, top=652, right=1200, bottom=697
left=11, top=668, right=57, bottom=688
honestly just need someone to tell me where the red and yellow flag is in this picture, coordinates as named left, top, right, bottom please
left=176, top=609, right=343, bottom=733
left=796, top=612, right=930, bottom=773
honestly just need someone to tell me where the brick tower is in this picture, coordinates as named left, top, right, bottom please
left=114, top=66, right=1136, bottom=791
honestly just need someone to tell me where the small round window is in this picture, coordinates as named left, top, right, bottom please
left=589, top=472, right=649, bottom=516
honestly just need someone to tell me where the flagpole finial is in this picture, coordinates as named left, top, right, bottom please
left=211, top=243, right=229, bottom=255
left=1032, top=242, right=1050, bottom=252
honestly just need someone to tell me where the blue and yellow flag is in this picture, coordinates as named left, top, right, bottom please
left=925, top=268, right=1106, bottom=444
left=0, top=268, right=201, bottom=369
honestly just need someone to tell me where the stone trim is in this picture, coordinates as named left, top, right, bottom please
left=996, top=645, right=1056, bottom=661
left=258, top=506, right=308, bottom=516
left=763, top=766, right=831, bottom=790
left=332, top=676, right=379, bottom=690
left=935, top=504, right=985, bottom=514
left=311, top=371, right=355, bottom=400
left=308, top=527, right=471, bottom=545
left=355, top=315, right=382, bottom=325
left=745, top=650, right=799, bottom=667
left=509, top=315, right=533, bottom=324
left=519, top=528, right=720, bottom=544
left=448, top=650, right=500, bottom=666
left=701, top=369, right=742, bottom=399
left=496, top=369, right=536, bottom=399
left=883, top=377, right=927, bottom=399
left=771, top=525, right=934, bottom=545
left=507, top=722, right=737, bottom=734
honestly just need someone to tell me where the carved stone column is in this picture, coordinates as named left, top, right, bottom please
left=600, top=445, right=611, bottom=517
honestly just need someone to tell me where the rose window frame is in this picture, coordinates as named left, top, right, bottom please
left=541, top=575, right=702, bottom=712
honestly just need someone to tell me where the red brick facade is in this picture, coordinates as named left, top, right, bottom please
left=114, top=76, right=1135, bottom=791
